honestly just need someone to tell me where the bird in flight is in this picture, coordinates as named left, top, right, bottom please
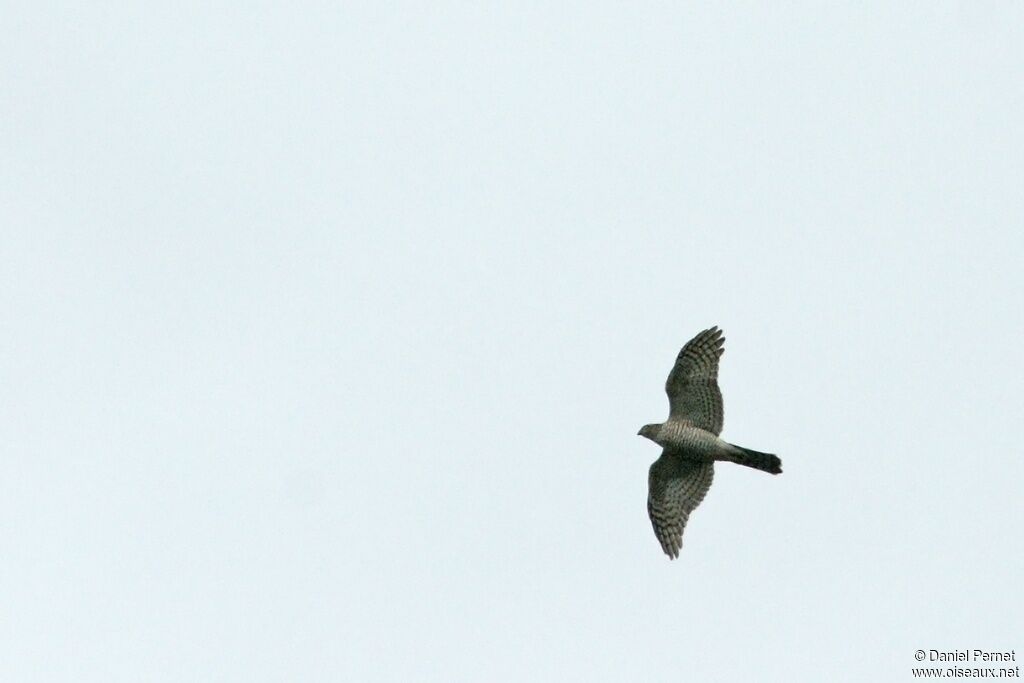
left=638, top=326, right=781, bottom=558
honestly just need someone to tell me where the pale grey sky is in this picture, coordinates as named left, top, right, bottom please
left=2, top=3, right=1022, bottom=682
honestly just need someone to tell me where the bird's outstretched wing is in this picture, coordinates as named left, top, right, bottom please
left=647, top=453, right=715, bottom=558
left=664, top=326, right=725, bottom=434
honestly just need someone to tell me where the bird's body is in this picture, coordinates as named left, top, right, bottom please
left=638, top=326, right=781, bottom=558
left=645, top=421, right=729, bottom=456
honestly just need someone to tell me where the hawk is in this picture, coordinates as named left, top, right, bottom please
left=638, top=326, right=781, bottom=558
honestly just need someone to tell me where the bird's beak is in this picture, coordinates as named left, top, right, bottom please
left=637, top=429, right=643, bottom=436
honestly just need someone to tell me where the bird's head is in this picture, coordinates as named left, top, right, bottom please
left=637, top=424, right=660, bottom=442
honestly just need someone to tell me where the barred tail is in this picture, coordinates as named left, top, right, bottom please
left=726, top=444, right=782, bottom=474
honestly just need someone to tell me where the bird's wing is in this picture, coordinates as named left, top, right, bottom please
left=664, top=326, right=725, bottom=434
left=647, top=453, right=715, bottom=559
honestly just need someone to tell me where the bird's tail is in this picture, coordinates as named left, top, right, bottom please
left=725, top=444, right=782, bottom=475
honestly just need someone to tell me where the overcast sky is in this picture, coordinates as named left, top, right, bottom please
left=3, top=3, right=1022, bottom=681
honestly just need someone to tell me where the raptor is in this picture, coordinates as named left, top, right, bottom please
left=638, top=326, right=781, bottom=558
